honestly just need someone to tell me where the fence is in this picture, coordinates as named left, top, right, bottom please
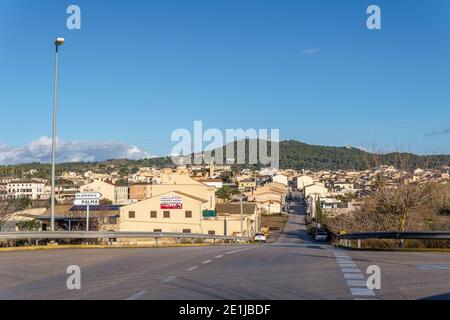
left=337, top=231, right=450, bottom=249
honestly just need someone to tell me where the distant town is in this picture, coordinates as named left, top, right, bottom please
left=1, top=158, right=449, bottom=241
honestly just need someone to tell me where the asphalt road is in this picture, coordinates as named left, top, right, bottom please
left=1, top=198, right=449, bottom=300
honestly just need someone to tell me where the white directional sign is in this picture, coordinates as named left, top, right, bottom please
left=73, top=198, right=100, bottom=206
left=75, top=192, right=102, bottom=200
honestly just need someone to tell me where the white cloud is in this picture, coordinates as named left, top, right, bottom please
left=302, top=48, right=320, bottom=54
left=0, top=137, right=152, bottom=165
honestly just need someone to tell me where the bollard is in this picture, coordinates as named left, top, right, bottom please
left=155, top=237, right=159, bottom=246
left=357, top=239, right=361, bottom=249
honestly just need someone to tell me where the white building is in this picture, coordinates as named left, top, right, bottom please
left=296, top=175, right=314, bottom=190
left=272, top=174, right=288, bottom=187
left=202, top=179, right=223, bottom=189
left=6, top=180, right=45, bottom=200
left=304, top=183, right=328, bottom=198
left=0, top=183, right=7, bottom=200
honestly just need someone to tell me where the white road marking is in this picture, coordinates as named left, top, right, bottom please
left=417, top=264, right=450, bottom=271
left=337, top=257, right=354, bottom=261
left=341, top=268, right=361, bottom=273
left=202, top=260, right=213, bottom=264
left=126, top=290, right=148, bottom=301
left=332, top=250, right=377, bottom=299
left=186, top=266, right=198, bottom=271
left=346, top=280, right=368, bottom=287
left=215, top=255, right=224, bottom=259
left=224, top=247, right=255, bottom=255
left=161, top=276, right=177, bottom=283
left=350, top=288, right=376, bottom=296
left=344, top=273, right=365, bottom=280
left=339, top=263, right=358, bottom=268
left=334, top=254, right=350, bottom=258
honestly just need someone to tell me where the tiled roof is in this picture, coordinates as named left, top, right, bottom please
left=216, top=203, right=256, bottom=215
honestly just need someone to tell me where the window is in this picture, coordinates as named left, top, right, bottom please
left=154, top=229, right=162, bottom=233
left=185, top=211, right=192, bottom=218
left=208, top=230, right=216, bottom=235
left=128, top=211, right=136, bottom=218
left=163, top=211, right=170, bottom=218
left=182, top=229, right=191, bottom=234
left=150, top=211, right=157, bottom=218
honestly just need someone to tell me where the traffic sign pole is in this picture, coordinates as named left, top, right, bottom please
left=73, top=193, right=102, bottom=232
left=86, top=205, right=90, bottom=231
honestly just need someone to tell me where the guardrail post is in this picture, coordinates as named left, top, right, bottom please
left=176, top=237, right=180, bottom=244
left=192, top=238, right=195, bottom=245
left=155, top=237, right=159, bottom=246
left=357, top=239, right=361, bottom=249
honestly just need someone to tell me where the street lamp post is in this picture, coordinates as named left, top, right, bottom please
left=50, top=38, right=64, bottom=232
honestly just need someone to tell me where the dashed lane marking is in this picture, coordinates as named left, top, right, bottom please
left=186, top=266, right=198, bottom=272
left=202, top=260, right=213, bottom=264
left=224, top=247, right=256, bottom=255
left=126, top=290, right=148, bottom=301
left=215, top=255, right=224, bottom=259
left=161, top=276, right=177, bottom=283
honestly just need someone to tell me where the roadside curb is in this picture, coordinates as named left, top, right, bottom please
left=0, top=243, right=252, bottom=253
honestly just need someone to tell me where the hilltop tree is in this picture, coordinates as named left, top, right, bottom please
left=217, top=186, right=232, bottom=203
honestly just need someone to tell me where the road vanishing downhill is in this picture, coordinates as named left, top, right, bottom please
left=1, top=200, right=450, bottom=300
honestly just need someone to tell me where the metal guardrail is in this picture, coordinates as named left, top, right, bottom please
left=0, top=231, right=249, bottom=242
left=337, top=231, right=450, bottom=241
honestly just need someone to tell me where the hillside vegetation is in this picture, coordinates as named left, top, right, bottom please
left=0, top=140, right=449, bottom=178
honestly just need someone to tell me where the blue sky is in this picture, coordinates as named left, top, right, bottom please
left=1, top=0, right=450, bottom=163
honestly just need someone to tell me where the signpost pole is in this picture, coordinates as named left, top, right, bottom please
left=240, top=190, right=244, bottom=241
left=86, top=205, right=90, bottom=231
left=74, top=193, right=101, bottom=232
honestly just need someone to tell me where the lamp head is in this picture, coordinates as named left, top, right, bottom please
left=55, top=38, right=65, bottom=46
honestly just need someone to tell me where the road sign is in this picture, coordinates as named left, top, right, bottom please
left=73, top=199, right=100, bottom=206
left=75, top=192, right=102, bottom=200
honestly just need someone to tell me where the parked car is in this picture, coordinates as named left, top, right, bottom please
left=254, top=232, right=267, bottom=243
left=314, top=230, right=328, bottom=242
